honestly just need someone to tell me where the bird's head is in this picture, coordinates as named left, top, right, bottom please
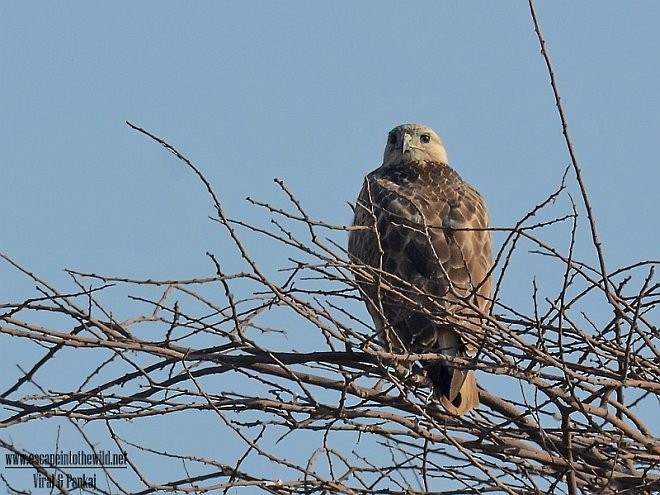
left=382, top=123, right=448, bottom=166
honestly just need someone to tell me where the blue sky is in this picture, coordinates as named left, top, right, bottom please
left=2, top=2, right=658, bottom=492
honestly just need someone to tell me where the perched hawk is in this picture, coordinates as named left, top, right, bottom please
left=348, top=123, right=492, bottom=415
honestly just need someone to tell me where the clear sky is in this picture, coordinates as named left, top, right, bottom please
left=2, top=2, right=658, bottom=492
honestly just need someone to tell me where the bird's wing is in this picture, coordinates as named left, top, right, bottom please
left=350, top=161, right=492, bottom=342
left=357, top=165, right=490, bottom=301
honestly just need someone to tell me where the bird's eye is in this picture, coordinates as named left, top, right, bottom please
left=420, top=134, right=431, bottom=144
left=388, top=133, right=397, bottom=145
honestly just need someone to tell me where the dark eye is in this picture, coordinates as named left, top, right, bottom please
left=388, top=133, right=397, bottom=145
left=420, top=134, right=431, bottom=144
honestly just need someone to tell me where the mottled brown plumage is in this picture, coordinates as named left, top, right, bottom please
left=348, top=124, right=492, bottom=415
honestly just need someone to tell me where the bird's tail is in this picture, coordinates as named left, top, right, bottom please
left=429, top=366, right=479, bottom=415
left=425, top=328, right=480, bottom=415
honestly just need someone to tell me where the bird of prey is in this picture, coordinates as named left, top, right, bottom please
left=348, top=123, right=492, bottom=415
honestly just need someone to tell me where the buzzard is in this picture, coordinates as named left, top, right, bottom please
left=348, top=123, right=492, bottom=415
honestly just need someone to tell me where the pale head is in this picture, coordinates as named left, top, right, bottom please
left=382, top=123, right=448, bottom=166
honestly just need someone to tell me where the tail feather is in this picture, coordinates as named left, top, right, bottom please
left=402, top=316, right=480, bottom=415
left=423, top=326, right=479, bottom=415
left=427, top=363, right=479, bottom=416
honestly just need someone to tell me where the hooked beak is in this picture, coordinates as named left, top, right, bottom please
left=402, top=132, right=413, bottom=154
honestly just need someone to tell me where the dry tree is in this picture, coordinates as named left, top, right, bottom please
left=1, top=2, right=658, bottom=494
